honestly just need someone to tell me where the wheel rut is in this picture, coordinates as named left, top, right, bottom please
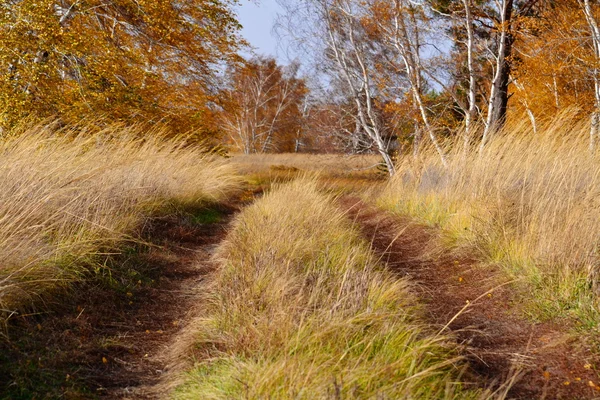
left=341, top=196, right=600, bottom=399
left=102, top=204, right=239, bottom=399
left=0, top=200, right=244, bottom=399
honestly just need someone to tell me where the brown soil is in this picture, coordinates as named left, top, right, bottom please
left=0, top=201, right=240, bottom=399
left=341, top=196, right=600, bottom=400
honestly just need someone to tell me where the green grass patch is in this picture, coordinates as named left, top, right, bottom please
left=190, top=207, right=224, bottom=225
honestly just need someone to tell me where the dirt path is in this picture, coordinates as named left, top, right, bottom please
left=0, top=201, right=241, bottom=399
left=341, top=196, right=600, bottom=399
left=4, top=184, right=599, bottom=399
left=101, top=204, right=238, bottom=399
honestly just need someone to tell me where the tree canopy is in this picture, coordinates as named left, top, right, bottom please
left=0, top=0, right=242, bottom=133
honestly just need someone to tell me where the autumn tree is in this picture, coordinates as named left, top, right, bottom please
left=219, top=57, right=307, bottom=154
left=277, top=0, right=403, bottom=174
left=0, top=0, right=242, bottom=133
left=279, top=0, right=600, bottom=161
left=425, top=0, right=543, bottom=147
left=503, top=1, right=600, bottom=142
left=365, top=0, right=449, bottom=165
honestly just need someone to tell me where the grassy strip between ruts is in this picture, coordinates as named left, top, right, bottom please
left=0, top=122, right=239, bottom=320
left=174, top=178, right=488, bottom=399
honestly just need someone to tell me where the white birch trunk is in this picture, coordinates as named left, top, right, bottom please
left=513, top=77, right=537, bottom=134
left=581, top=0, right=600, bottom=151
left=323, top=1, right=396, bottom=175
left=462, top=0, right=478, bottom=146
left=481, top=0, right=512, bottom=152
left=391, top=1, right=447, bottom=166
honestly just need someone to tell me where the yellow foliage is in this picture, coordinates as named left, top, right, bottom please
left=0, top=0, right=242, bottom=134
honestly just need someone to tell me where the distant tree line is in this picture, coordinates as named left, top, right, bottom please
left=5, top=1, right=600, bottom=169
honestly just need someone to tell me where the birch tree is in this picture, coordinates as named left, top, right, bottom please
left=477, top=0, right=541, bottom=148
left=578, top=0, right=600, bottom=150
left=220, top=58, right=307, bottom=154
left=325, top=0, right=398, bottom=173
left=462, top=0, right=479, bottom=141
left=479, top=0, right=514, bottom=149
left=278, top=0, right=397, bottom=174
left=367, top=0, right=449, bottom=165
left=361, top=0, right=446, bottom=165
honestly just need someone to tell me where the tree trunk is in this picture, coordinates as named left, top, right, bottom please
left=481, top=0, right=514, bottom=150
left=513, top=77, right=537, bottom=134
left=323, top=2, right=396, bottom=175
left=580, top=0, right=600, bottom=150
left=391, top=2, right=447, bottom=167
left=463, top=0, right=478, bottom=140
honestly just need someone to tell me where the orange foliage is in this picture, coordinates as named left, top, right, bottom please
left=0, top=0, right=242, bottom=134
left=220, top=57, right=307, bottom=153
left=511, top=1, right=597, bottom=121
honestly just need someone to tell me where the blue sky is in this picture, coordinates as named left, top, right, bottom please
left=235, top=0, right=286, bottom=61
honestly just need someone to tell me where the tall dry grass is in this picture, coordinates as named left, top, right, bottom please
left=174, top=178, right=485, bottom=399
left=379, top=114, right=600, bottom=323
left=229, top=153, right=381, bottom=175
left=0, top=123, right=238, bottom=316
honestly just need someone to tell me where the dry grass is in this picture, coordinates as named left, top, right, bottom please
left=229, top=153, right=386, bottom=196
left=379, top=114, right=600, bottom=325
left=229, top=153, right=381, bottom=175
left=0, top=122, right=238, bottom=317
left=174, top=178, right=485, bottom=399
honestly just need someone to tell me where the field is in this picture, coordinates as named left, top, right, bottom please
left=1, top=120, right=600, bottom=399
left=228, top=153, right=381, bottom=174
left=4, top=0, right=600, bottom=398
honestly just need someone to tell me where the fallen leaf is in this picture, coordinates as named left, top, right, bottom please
left=102, top=357, right=108, bottom=364
left=543, top=371, right=550, bottom=380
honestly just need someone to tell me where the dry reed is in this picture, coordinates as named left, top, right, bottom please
left=174, top=178, right=483, bottom=399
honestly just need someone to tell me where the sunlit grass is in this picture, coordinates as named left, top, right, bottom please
left=0, top=122, right=238, bottom=317
left=379, top=113, right=600, bottom=326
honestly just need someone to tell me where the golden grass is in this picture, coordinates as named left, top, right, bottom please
left=229, top=153, right=381, bottom=175
left=379, top=114, right=600, bottom=325
left=229, top=153, right=386, bottom=197
left=174, top=178, right=484, bottom=399
left=0, top=123, right=238, bottom=316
